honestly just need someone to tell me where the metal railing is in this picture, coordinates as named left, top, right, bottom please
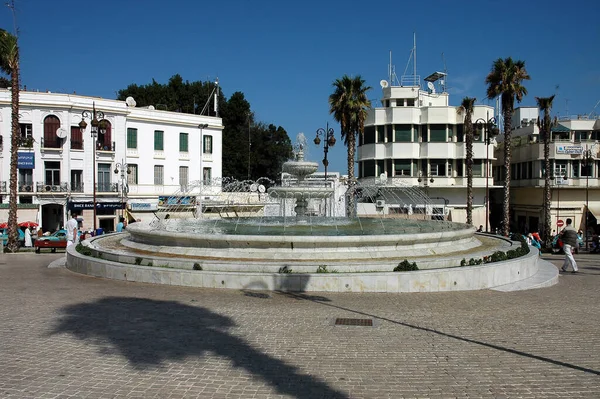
left=35, top=182, right=69, bottom=193
left=96, top=182, right=119, bottom=192
left=96, top=141, right=115, bottom=152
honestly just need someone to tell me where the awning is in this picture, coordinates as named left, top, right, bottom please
left=448, top=208, right=466, bottom=224
left=126, top=210, right=157, bottom=224
left=0, top=208, right=39, bottom=225
left=585, top=204, right=600, bottom=220
left=448, top=207, right=488, bottom=230
left=551, top=124, right=570, bottom=133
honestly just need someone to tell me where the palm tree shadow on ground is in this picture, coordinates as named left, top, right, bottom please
left=49, top=296, right=348, bottom=399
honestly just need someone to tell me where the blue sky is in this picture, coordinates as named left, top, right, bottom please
left=1, top=0, right=599, bottom=175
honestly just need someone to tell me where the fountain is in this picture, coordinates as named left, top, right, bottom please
left=65, top=136, right=554, bottom=292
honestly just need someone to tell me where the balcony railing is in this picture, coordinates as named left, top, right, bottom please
left=40, top=137, right=62, bottom=149
left=70, top=183, right=84, bottom=193
left=96, top=182, right=119, bottom=192
left=36, top=182, right=69, bottom=193
left=97, top=141, right=115, bottom=152
left=18, top=182, right=35, bottom=192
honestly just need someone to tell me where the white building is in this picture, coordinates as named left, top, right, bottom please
left=0, top=90, right=222, bottom=233
left=357, top=72, right=497, bottom=228
left=492, top=107, right=600, bottom=238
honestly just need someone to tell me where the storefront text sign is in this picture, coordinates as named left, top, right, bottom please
left=556, top=145, right=583, bottom=155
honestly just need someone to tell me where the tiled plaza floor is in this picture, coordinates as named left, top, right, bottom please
left=0, top=253, right=598, bottom=398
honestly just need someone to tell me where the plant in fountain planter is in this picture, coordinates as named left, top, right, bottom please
left=394, top=260, right=419, bottom=271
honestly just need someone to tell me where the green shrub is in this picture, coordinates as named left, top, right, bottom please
left=278, top=266, right=292, bottom=273
left=134, top=257, right=142, bottom=265
left=468, top=258, right=483, bottom=266
left=193, top=263, right=202, bottom=271
left=394, top=259, right=418, bottom=272
left=490, top=251, right=507, bottom=263
left=460, top=258, right=467, bottom=267
left=316, top=265, right=328, bottom=273
left=147, top=261, right=153, bottom=267
left=75, top=243, right=92, bottom=256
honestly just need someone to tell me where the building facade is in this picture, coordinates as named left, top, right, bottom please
left=492, top=107, right=600, bottom=239
left=0, top=90, right=222, bottom=233
left=357, top=72, right=497, bottom=228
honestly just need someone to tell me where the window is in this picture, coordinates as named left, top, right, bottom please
left=18, top=170, right=33, bottom=191
left=396, top=99, right=404, bottom=107
left=203, top=135, right=213, bottom=154
left=363, top=160, right=375, bottom=177
left=430, top=160, right=446, bottom=177
left=154, top=130, right=164, bottom=151
left=97, top=120, right=112, bottom=151
left=180, top=133, right=189, bottom=152
left=44, top=161, right=60, bottom=186
left=429, top=124, right=447, bottom=142
left=43, top=115, right=61, bottom=148
left=179, top=166, right=188, bottom=190
left=394, top=160, right=411, bottom=176
left=554, top=161, right=567, bottom=178
left=406, top=98, right=415, bottom=107
left=19, top=123, right=33, bottom=147
left=70, top=126, right=83, bottom=150
left=394, top=125, right=412, bottom=142
left=456, top=124, right=464, bottom=142
left=473, top=160, right=483, bottom=177
left=154, top=165, right=164, bottom=185
left=581, top=160, right=592, bottom=177
left=363, top=126, right=376, bottom=145
left=71, top=170, right=83, bottom=192
left=127, top=164, right=138, bottom=185
left=97, top=163, right=111, bottom=192
left=127, top=128, right=137, bottom=149
left=203, top=167, right=212, bottom=185
left=376, top=126, right=385, bottom=143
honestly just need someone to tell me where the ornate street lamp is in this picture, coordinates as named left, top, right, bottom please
left=474, top=114, right=499, bottom=233
left=79, top=102, right=106, bottom=232
left=114, top=159, right=131, bottom=219
left=314, top=123, right=335, bottom=215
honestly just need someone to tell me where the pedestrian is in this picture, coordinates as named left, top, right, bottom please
left=24, top=227, right=32, bottom=247
left=559, top=218, right=579, bottom=273
left=116, top=217, right=125, bottom=232
left=66, top=211, right=79, bottom=249
left=476, top=225, right=483, bottom=233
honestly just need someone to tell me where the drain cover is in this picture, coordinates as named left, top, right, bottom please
left=334, top=318, right=373, bottom=326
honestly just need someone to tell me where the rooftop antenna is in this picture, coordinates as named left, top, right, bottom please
left=401, top=33, right=420, bottom=87
left=387, top=51, right=399, bottom=86
left=441, top=52, right=447, bottom=93
left=588, top=99, right=600, bottom=118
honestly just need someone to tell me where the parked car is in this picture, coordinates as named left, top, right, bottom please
left=0, top=228, right=25, bottom=247
left=34, top=229, right=68, bottom=253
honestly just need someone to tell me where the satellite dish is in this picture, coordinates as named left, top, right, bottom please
left=427, top=81, right=436, bottom=93
left=258, top=185, right=266, bottom=193
left=56, top=127, right=67, bottom=139
left=380, top=80, right=389, bottom=88
left=250, top=183, right=258, bottom=192
left=125, top=96, right=136, bottom=107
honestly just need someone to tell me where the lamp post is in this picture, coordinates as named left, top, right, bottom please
left=79, top=102, right=106, bottom=232
left=198, top=124, right=208, bottom=217
left=314, top=123, right=336, bottom=216
left=475, top=113, right=499, bottom=233
left=114, top=159, right=130, bottom=219
left=417, top=171, right=435, bottom=220
left=554, top=172, right=567, bottom=232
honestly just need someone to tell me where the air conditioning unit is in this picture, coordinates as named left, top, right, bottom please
left=376, top=200, right=385, bottom=208
left=51, top=186, right=58, bottom=192
left=23, top=185, right=32, bottom=192
left=45, top=185, right=51, bottom=192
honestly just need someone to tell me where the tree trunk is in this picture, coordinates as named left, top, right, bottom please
left=7, top=66, right=19, bottom=252
left=346, top=131, right=356, bottom=217
left=466, top=124, right=473, bottom=226
left=502, top=104, right=513, bottom=237
left=543, top=117, right=552, bottom=247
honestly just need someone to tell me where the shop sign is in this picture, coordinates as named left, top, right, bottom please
left=556, top=145, right=583, bottom=155
left=17, top=152, right=35, bottom=169
left=158, top=196, right=196, bottom=206
left=68, top=202, right=125, bottom=210
left=129, top=202, right=158, bottom=211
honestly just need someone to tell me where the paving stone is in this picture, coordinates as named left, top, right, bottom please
left=0, top=253, right=598, bottom=398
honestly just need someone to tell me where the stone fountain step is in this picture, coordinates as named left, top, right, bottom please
left=491, top=259, right=558, bottom=292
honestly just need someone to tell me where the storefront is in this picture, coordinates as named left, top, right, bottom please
left=67, top=201, right=125, bottom=233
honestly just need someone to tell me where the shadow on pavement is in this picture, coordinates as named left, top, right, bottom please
left=284, top=293, right=600, bottom=377
left=50, top=296, right=349, bottom=399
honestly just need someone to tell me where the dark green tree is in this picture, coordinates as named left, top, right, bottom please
left=458, top=97, right=476, bottom=226
left=536, top=95, right=555, bottom=247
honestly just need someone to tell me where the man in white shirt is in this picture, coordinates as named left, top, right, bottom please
left=65, top=211, right=79, bottom=248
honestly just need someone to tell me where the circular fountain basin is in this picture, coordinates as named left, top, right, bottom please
left=120, top=218, right=480, bottom=266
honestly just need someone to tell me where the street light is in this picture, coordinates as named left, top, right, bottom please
left=474, top=113, right=499, bottom=233
left=198, top=124, right=208, bottom=217
left=314, top=123, right=336, bottom=215
left=114, top=159, right=130, bottom=219
left=554, top=172, right=568, bottom=233
left=79, top=102, right=106, bottom=232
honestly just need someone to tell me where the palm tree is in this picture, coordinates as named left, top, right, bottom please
left=329, top=75, right=371, bottom=216
left=485, top=57, right=530, bottom=236
left=0, top=29, right=20, bottom=252
left=458, top=97, right=476, bottom=225
left=536, top=95, right=555, bottom=248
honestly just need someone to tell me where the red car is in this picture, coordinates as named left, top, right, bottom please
left=34, top=229, right=68, bottom=253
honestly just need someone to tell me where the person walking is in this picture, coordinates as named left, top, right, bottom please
left=559, top=218, right=579, bottom=273
left=66, top=211, right=79, bottom=249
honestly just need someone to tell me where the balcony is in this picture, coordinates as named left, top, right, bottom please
left=70, top=183, right=84, bottom=193
left=36, top=182, right=69, bottom=193
left=40, top=137, right=62, bottom=150
left=97, top=141, right=115, bottom=152
left=96, top=182, right=119, bottom=193
left=18, top=182, right=35, bottom=193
